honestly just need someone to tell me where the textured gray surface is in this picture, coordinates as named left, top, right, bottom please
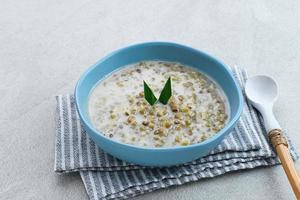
left=1, top=0, right=300, bottom=199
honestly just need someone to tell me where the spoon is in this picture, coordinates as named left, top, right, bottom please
left=245, top=75, right=300, bottom=199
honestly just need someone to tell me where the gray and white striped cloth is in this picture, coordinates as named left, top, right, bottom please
left=54, top=66, right=298, bottom=200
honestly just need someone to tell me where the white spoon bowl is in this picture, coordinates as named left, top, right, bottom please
left=245, top=75, right=280, bottom=132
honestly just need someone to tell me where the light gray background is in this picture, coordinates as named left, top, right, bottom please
left=1, top=0, right=300, bottom=199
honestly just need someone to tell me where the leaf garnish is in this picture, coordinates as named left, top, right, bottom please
left=158, top=77, right=172, bottom=105
left=143, top=81, right=157, bottom=105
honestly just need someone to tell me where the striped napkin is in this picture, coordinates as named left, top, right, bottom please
left=54, top=66, right=298, bottom=200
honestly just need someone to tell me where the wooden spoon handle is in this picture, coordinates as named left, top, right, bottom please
left=269, top=129, right=300, bottom=199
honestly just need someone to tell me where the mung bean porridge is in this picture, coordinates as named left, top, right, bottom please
left=88, top=61, right=229, bottom=147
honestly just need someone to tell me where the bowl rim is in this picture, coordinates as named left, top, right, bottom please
left=75, top=41, right=244, bottom=152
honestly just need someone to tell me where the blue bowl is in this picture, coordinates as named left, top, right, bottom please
left=75, top=42, right=243, bottom=166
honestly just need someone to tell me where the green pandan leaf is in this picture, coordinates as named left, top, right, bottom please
left=158, top=77, right=172, bottom=105
left=143, top=81, right=157, bottom=106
